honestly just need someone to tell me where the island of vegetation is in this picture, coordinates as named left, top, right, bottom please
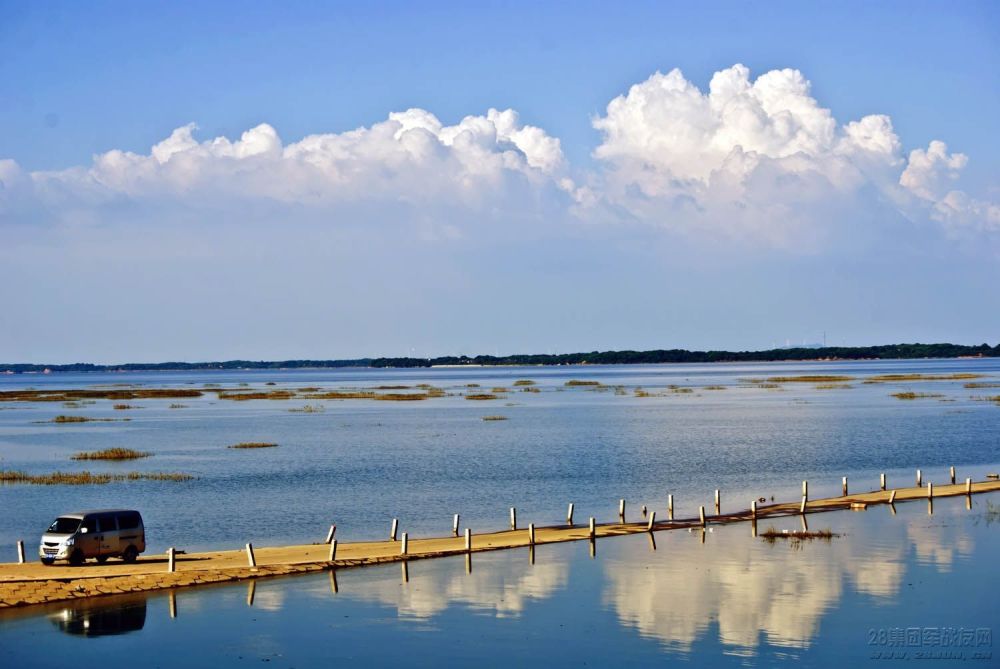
left=2, top=342, right=997, bottom=373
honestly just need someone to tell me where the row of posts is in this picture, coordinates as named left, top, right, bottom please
left=13, top=466, right=979, bottom=571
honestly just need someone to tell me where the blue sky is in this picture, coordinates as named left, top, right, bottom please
left=1, top=1, right=998, bottom=363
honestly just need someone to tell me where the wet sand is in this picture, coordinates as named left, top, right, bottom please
left=1, top=479, right=997, bottom=609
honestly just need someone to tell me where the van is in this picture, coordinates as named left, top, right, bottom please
left=39, top=509, right=145, bottom=566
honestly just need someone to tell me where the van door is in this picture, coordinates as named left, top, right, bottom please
left=97, top=514, right=120, bottom=558
left=116, top=512, right=144, bottom=552
left=77, top=516, right=101, bottom=559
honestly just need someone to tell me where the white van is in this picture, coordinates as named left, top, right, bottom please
left=39, top=509, right=145, bottom=565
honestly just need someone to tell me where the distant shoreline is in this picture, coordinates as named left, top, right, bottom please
left=2, top=342, right=997, bottom=374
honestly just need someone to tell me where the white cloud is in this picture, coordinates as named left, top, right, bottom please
left=589, top=64, right=995, bottom=246
left=1, top=65, right=996, bottom=248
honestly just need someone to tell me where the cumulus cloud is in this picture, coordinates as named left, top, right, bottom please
left=590, top=64, right=995, bottom=245
left=1, top=64, right=996, bottom=247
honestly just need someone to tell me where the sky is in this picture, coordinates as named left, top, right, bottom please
left=1, top=1, right=998, bottom=363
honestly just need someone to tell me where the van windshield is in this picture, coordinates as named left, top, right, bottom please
left=47, top=517, right=81, bottom=534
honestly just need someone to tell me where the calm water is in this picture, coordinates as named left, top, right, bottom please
left=0, top=359, right=998, bottom=553
left=1, top=495, right=996, bottom=667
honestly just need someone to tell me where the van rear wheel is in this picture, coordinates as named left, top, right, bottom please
left=122, top=545, right=138, bottom=563
left=96, top=555, right=109, bottom=564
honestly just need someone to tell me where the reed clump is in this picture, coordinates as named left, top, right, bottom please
left=0, top=470, right=193, bottom=485
left=865, top=373, right=982, bottom=383
left=168, top=404, right=187, bottom=409
left=113, top=404, right=138, bottom=410
left=965, top=382, right=1000, bottom=389
left=761, top=527, right=838, bottom=543
left=228, top=442, right=279, bottom=449
left=521, top=386, right=540, bottom=393
left=465, top=393, right=500, bottom=400
left=0, top=388, right=203, bottom=403
left=513, top=380, right=536, bottom=386
left=891, top=392, right=945, bottom=400
left=565, top=380, right=601, bottom=386
left=815, top=383, right=853, bottom=390
left=766, top=375, right=854, bottom=383
left=52, top=415, right=93, bottom=423
left=72, top=448, right=151, bottom=461
left=703, top=385, right=726, bottom=390
left=217, top=390, right=296, bottom=401
left=481, top=415, right=508, bottom=421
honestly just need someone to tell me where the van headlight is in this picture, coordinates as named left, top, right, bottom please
left=64, top=538, right=74, bottom=546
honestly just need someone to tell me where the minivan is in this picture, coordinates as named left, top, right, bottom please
left=39, top=509, right=145, bottom=566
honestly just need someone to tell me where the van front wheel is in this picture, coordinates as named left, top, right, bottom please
left=122, top=545, right=138, bottom=563
left=68, top=549, right=84, bottom=566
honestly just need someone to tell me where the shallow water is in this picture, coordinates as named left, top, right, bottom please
left=0, top=358, right=998, bottom=554
left=1, top=495, right=996, bottom=667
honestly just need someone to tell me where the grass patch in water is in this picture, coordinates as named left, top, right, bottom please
left=113, top=403, right=139, bottom=410
left=217, top=390, right=296, bottom=401
left=565, top=380, right=601, bottom=386
left=761, top=527, right=838, bottom=543
left=228, top=442, right=279, bottom=449
left=965, top=382, right=1000, bottom=389
left=815, top=383, right=853, bottom=389
left=703, top=385, right=726, bottom=390
left=0, top=388, right=203, bottom=402
left=513, top=380, right=536, bottom=386
left=0, top=470, right=193, bottom=485
left=865, top=373, right=982, bottom=383
left=72, top=448, right=151, bottom=461
left=466, top=393, right=500, bottom=400
left=891, top=392, right=945, bottom=400
left=481, top=415, right=508, bottom=421
left=767, top=375, right=854, bottom=383
left=289, top=404, right=324, bottom=413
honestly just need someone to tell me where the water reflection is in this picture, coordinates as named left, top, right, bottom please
left=49, top=597, right=146, bottom=636
left=603, top=501, right=978, bottom=654
left=336, top=552, right=570, bottom=619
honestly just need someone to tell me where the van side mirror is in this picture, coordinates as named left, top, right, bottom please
left=80, top=527, right=88, bottom=534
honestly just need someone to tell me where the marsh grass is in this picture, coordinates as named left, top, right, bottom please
left=520, top=387, right=541, bottom=393
left=466, top=393, right=500, bottom=400
left=491, top=387, right=508, bottom=393
left=481, top=415, right=508, bottom=421
left=113, top=404, right=138, bottom=410
left=865, top=373, right=983, bottom=383
left=513, top=380, right=536, bottom=386
left=217, top=390, right=296, bottom=401
left=965, top=382, right=1000, bottom=389
left=51, top=415, right=110, bottom=423
left=703, top=385, right=727, bottom=390
left=168, top=404, right=187, bottom=409
left=671, top=387, right=694, bottom=394
left=0, top=388, right=203, bottom=402
left=72, top=448, right=151, bottom=461
left=0, top=470, right=193, bottom=485
left=815, top=383, right=853, bottom=390
left=767, top=375, right=854, bottom=383
left=228, top=442, right=279, bottom=449
left=761, top=527, right=838, bottom=543
left=289, top=404, right=324, bottom=413
left=891, top=392, right=945, bottom=400
left=565, top=380, right=601, bottom=386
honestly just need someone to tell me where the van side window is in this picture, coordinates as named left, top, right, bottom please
left=98, top=515, right=117, bottom=532
left=118, top=513, right=140, bottom=530
left=81, top=518, right=97, bottom=533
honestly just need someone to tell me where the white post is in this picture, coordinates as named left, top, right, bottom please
left=916, top=469, right=922, bottom=487
left=329, top=539, right=338, bottom=561
left=699, top=505, right=706, bottom=527
left=619, top=498, right=625, bottom=520
left=400, top=532, right=408, bottom=556
left=245, top=543, right=256, bottom=567
left=16, top=540, right=24, bottom=565
left=950, top=466, right=956, bottom=485
left=528, top=523, right=535, bottom=545
left=453, top=514, right=460, bottom=536
left=465, top=528, right=471, bottom=552
left=880, top=473, right=886, bottom=491
left=800, top=495, right=807, bottom=514
left=510, top=507, right=517, bottom=530
left=750, top=500, right=757, bottom=519
left=842, top=476, right=848, bottom=496
left=167, top=547, right=176, bottom=573
left=802, top=480, right=808, bottom=499
left=646, top=511, right=656, bottom=531
left=325, top=525, right=337, bottom=543
left=667, top=494, right=674, bottom=520
left=928, top=482, right=933, bottom=499
left=966, top=477, right=972, bottom=494
left=566, top=503, right=574, bottom=525
left=889, top=490, right=897, bottom=504
left=390, top=518, right=398, bottom=542
left=589, top=517, right=596, bottom=539
left=714, top=489, right=721, bottom=513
